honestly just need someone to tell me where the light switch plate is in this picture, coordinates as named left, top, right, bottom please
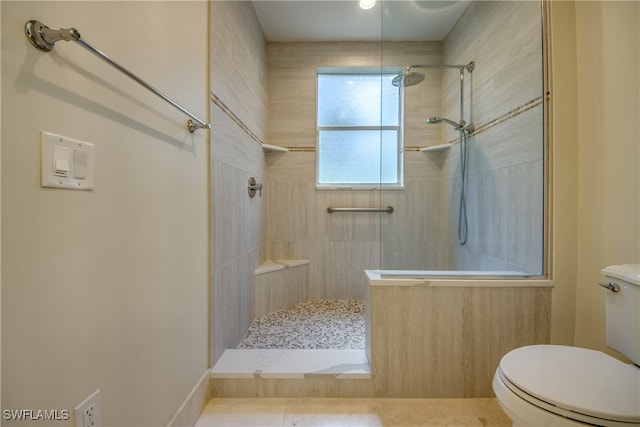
left=42, top=131, right=94, bottom=190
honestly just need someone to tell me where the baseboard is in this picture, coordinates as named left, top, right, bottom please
left=166, top=368, right=212, bottom=427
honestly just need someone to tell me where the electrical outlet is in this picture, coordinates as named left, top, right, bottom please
left=74, top=389, right=101, bottom=427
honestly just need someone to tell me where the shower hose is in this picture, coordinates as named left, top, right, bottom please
left=458, top=128, right=469, bottom=246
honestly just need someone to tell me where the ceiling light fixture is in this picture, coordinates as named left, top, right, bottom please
left=359, top=0, right=376, bottom=10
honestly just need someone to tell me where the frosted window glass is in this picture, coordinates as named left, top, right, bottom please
left=318, top=130, right=398, bottom=184
left=316, top=71, right=402, bottom=187
left=317, top=74, right=399, bottom=127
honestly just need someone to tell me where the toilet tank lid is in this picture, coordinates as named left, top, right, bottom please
left=602, top=264, right=640, bottom=286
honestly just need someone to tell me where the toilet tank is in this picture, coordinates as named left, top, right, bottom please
left=602, top=264, right=640, bottom=365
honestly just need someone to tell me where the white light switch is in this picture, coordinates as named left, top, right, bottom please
left=53, top=146, right=70, bottom=177
left=42, top=131, right=94, bottom=190
left=74, top=150, right=87, bottom=179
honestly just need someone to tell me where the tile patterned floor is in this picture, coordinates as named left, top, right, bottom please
left=238, top=300, right=365, bottom=349
left=195, top=397, right=512, bottom=427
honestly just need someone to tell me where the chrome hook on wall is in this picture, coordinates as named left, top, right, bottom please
left=248, top=177, right=262, bottom=198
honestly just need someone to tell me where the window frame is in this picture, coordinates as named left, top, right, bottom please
left=315, top=67, right=405, bottom=189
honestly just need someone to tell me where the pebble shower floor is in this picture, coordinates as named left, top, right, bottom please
left=238, top=300, right=365, bottom=349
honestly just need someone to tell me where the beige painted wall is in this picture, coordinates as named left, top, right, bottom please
left=548, top=1, right=579, bottom=346
left=571, top=1, right=639, bottom=357
left=0, top=1, right=3, bottom=409
left=1, top=2, right=209, bottom=425
left=548, top=0, right=639, bottom=351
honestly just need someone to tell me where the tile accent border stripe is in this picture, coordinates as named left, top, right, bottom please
left=211, top=92, right=264, bottom=146
left=282, top=96, right=544, bottom=153
left=472, top=96, right=543, bottom=138
left=287, top=146, right=316, bottom=152
left=211, top=92, right=542, bottom=153
left=409, top=96, right=544, bottom=150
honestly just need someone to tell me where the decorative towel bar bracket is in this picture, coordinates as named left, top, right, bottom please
left=25, top=20, right=211, bottom=133
left=327, top=206, right=394, bottom=214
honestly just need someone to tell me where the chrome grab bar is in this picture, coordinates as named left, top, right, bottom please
left=25, top=20, right=211, bottom=133
left=598, top=281, right=620, bottom=293
left=327, top=206, right=394, bottom=214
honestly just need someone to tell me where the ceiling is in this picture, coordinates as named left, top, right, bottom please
left=251, top=1, right=470, bottom=42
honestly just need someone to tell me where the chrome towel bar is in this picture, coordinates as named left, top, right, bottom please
left=327, top=206, right=394, bottom=214
left=25, top=20, right=211, bottom=133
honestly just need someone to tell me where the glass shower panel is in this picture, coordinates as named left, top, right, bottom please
left=379, top=0, right=546, bottom=276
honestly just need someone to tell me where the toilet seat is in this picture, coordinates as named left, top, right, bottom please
left=497, top=345, right=640, bottom=425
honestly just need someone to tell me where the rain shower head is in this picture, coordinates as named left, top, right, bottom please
left=392, top=67, right=425, bottom=87
left=392, top=61, right=475, bottom=88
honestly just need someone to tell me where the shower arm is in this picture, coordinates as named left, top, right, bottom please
left=24, top=20, right=211, bottom=133
left=407, top=62, right=475, bottom=73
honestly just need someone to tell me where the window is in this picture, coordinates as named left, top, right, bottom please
left=316, top=69, right=403, bottom=188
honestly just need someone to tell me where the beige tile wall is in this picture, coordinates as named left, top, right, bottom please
left=211, top=1, right=268, bottom=143
left=267, top=42, right=439, bottom=148
left=212, top=376, right=376, bottom=398
left=438, top=1, right=545, bottom=274
left=381, top=152, right=444, bottom=270
left=368, top=284, right=551, bottom=397
left=443, top=1, right=543, bottom=139
left=211, top=282, right=551, bottom=398
left=265, top=42, right=446, bottom=298
left=210, top=0, right=545, bottom=368
left=254, top=264, right=310, bottom=318
left=265, top=1, right=545, bottom=283
left=441, top=107, right=544, bottom=273
left=210, top=1, right=268, bottom=364
left=266, top=151, right=382, bottom=299
left=208, top=2, right=549, bottom=401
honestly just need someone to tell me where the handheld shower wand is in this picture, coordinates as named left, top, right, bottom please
left=414, top=61, right=475, bottom=245
left=426, top=117, right=473, bottom=246
left=426, top=116, right=466, bottom=130
left=426, top=117, right=475, bottom=134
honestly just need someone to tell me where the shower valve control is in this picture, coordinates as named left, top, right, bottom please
left=248, top=177, right=262, bottom=198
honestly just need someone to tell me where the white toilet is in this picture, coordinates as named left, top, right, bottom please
left=493, top=264, right=640, bottom=427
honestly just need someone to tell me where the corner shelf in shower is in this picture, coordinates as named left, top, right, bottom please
left=419, top=143, right=452, bottom=153
left=254, top=259, right=310, bottom=275
left=262, top=143, right=289, bottom=152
